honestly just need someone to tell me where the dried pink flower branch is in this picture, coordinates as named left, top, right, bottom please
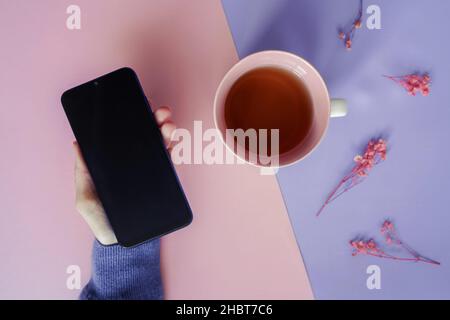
left=383, top=73, right=431, bottom=96
left=350, top=220, right=440, bottom=265
left=316, top=139, right=387, bottom=217
left=338, top=0, right=363, bottom=50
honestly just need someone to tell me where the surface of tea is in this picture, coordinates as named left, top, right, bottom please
left=224, top=66, right=314, bottom=156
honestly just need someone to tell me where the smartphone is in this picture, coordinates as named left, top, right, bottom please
left=61, top=67, right=193, bottom=247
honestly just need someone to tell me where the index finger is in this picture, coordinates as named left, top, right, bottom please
left=154, top=106, right=172, bottom=126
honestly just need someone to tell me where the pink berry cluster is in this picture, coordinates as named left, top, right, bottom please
left=353, top=139, right=387, bottom=177
left=338, top=0, right=363, bottom=50
left=316, top=139, right=387, bottom=217
left=349, top=239, right=379, bottom=256
left=350, top=220, right=440, bottom=265
left=384, top=73, right=431, bottom=96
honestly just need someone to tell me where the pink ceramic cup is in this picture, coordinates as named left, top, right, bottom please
left=214, top=50, right=347, bottom=169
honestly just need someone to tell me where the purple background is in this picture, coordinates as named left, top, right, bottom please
left=222, top=0, right=450, bottom=299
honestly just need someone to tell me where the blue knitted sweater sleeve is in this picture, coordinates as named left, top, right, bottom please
left=79, top=239, right=163, bottom=300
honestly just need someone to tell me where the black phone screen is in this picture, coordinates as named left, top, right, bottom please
left=61, top=67, right=192, bottom=247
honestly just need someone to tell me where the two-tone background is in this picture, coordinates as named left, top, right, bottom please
left=1, top=0, right=449, bottom=299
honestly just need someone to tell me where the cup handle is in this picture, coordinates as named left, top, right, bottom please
left=260, top=166, right=279, bottom=175
left=330, top=99, right=348, bottom=118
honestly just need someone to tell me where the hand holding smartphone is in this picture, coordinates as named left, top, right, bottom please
left=62, top=68, right=193, bottom=247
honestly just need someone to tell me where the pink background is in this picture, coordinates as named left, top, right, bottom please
left=0, top=0, right=312, bottom=299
